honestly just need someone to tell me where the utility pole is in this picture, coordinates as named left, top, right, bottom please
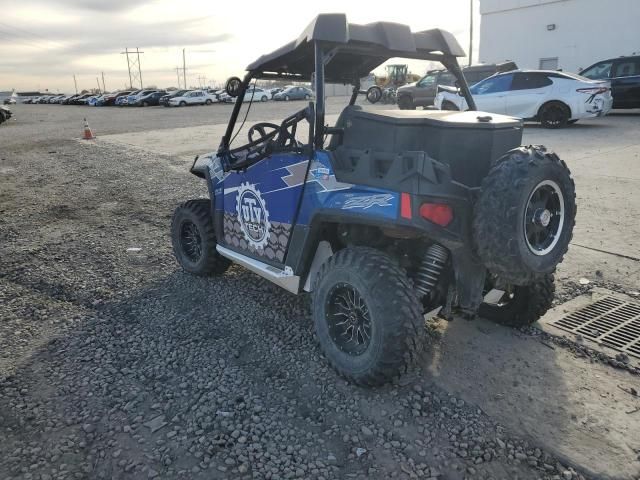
left=469, top=0, right=474, bottom=66
left=182, top=48, right=187, bottom=90
left=73, top=74, right=78, bottom=94
left=121, top=48, right=145, bottom=89
left=101, top=71, right=106, bottom=92
left=96, top=76, right=101, bottom=94
left=175, top=67, right=182, bottom=88
left=136, top=47, right=143, bottom=89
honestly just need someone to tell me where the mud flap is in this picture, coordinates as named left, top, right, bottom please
left=451, top=249, right=486, bottom=316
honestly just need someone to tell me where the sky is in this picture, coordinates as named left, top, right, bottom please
left=0, top=0, right=480, bottom=93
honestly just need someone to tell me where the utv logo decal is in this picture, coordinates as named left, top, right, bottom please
left=342, top=194, right=394, bottom=210
left=236, top=183, right=271, bottom=249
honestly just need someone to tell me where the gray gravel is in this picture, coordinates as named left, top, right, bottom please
left=0, top=107, right=595, bottom=479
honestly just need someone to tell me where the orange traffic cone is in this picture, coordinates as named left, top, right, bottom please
left=83, top=118, right=95, bottom=140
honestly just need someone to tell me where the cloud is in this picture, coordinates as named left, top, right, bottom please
left=28, top=0, right=156, bottom=12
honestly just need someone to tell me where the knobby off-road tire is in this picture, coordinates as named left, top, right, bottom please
left=312, top=247, right=426, bottom=386
left=479, top=274, right=555, bottom=327
left=473, top=145, right=576, bottom=285
left=171, top=199, right=231, bottom=276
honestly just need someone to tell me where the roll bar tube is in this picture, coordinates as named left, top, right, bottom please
left=219, top=73, right=253, bottom=152
left=313, top=42, right=326, bottom=150
left=443, top=58, right=477, bottom=111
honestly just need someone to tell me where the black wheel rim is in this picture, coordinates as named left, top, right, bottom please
left=180, top=220, right=202, bottom=262
left=524, top=180, right=565, bottom=256
left=542, top=105, right=565, bottom=126
left=325, top=283, right=372, bottom=356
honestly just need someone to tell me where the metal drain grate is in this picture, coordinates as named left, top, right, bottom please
left=552, top=296, right=640, bottom=358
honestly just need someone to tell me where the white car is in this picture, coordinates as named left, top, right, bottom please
left=168, top=90, right=218, bottom=107
left=222, top=87, right=271, bottom=103
left=434, top=70, right=613, bottom=128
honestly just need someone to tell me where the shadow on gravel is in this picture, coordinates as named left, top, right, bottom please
left=0, top=266, right=589, bottom=480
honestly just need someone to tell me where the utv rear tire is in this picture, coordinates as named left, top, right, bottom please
left=473, top=146, right=576, bottom=285
left=479, top=274, right=555, bottom=327
left=312, top=247, right=426, bottom=386
left=171, top=199, right=231, bottom=276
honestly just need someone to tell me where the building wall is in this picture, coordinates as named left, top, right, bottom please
left=479, top=0, right=640, bottom=73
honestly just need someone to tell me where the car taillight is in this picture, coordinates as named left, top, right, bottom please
left=419, top=203, right=453, bottom=227
left=576, top=87, right=609, bottom=94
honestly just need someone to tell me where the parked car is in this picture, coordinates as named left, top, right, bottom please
left=116, top=90, right=141, bottom=106
left=70, top=94, right=94, bottom=105
left=0, top=105, right=12, bottom=124
left=87, top=95, right=107, bottom=106
left=273, top=86, right=313, bottom=101
left=133, top=90, right=166, bottom=106
left=222, top=86, right=272, bottom=103
left=434, top=70, right=613, bottom=128
left=3, top=97, right=16, bottom=105
left=61, top=94, right=80, bottom=105
left=125, top=89, right=158, bottom=106
left=101, top=91, right=132, bottom=106
left=580, top=55, right=640, bottom=109
left=396, top=62, right=517, bottom=109
left=168, top=90, right=217, bottom=106
left=48, top=94, right=65, bottom=104
left=159, top=90, right=188, bottom=106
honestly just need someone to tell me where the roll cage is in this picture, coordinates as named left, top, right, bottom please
left=218, top=13, right=476, bottom=166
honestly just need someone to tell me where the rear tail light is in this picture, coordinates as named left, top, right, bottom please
left=419, top=203, right=453, bottom=227
left=576, top=87, right=609, bottom=94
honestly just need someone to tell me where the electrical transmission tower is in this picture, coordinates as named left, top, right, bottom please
left=120, top=48, right=144, bottom=89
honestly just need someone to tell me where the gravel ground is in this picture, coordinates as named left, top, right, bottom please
left=0, top=104, right=610, bottom=480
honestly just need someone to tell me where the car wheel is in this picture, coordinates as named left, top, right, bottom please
left=441, top=101, right=459, bottom=111
left=397, top=95, right=415, bottom=110
left=366, top=86, right=382, bottom=104
left=304, top=94, right=310, bottom=100
left=479, top=274, right=555, bottom=327
left=260, top=96, right=268, bottom=102
left=171, top=199, right=231, bottom=276
left=142, top=101, right=149, bottom=107
left=312, top=247, right=427, bottom=387
left=205, top=99, right=212, bottom=105
left=473, top=146, right=576, bottom=285
left=284, top=95, right=290, bottom=101
left=539, top=101, right=570, bottom=129
left=179, top=101, right=187, bottom=107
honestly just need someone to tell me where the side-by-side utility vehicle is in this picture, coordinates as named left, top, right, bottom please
left=171, top=14, right=576, bottom=386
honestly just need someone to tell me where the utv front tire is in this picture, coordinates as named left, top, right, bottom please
left=473, top=146, right=576, bottom=285
left=479, top=274, right=555, bottom=327
left=171, top=199, right=231, bottom=276
left=312, top=247, right=426, bottom=386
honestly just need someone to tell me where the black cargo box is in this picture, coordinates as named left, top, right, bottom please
left=331, top=107, right=522, bottom=189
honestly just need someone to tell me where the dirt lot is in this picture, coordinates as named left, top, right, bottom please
left=1, top=102, right=639, bottom=480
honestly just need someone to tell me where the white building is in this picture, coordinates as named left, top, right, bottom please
left=479, top=0, right=640, bottom=73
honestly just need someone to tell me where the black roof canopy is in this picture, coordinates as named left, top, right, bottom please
left=246, top=14, right=466, bottom=83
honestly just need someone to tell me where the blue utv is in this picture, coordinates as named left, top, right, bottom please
left=171, top=14, right=576, bottom=386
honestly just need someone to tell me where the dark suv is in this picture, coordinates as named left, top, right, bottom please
left=397, top=62, right=517, bottom=109
left=580, top=55, right=640, bottom=109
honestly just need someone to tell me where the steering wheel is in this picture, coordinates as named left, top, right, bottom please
left=247, top=122, right=280, bottom=145
left=248, top=121, right=298, bottom=149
